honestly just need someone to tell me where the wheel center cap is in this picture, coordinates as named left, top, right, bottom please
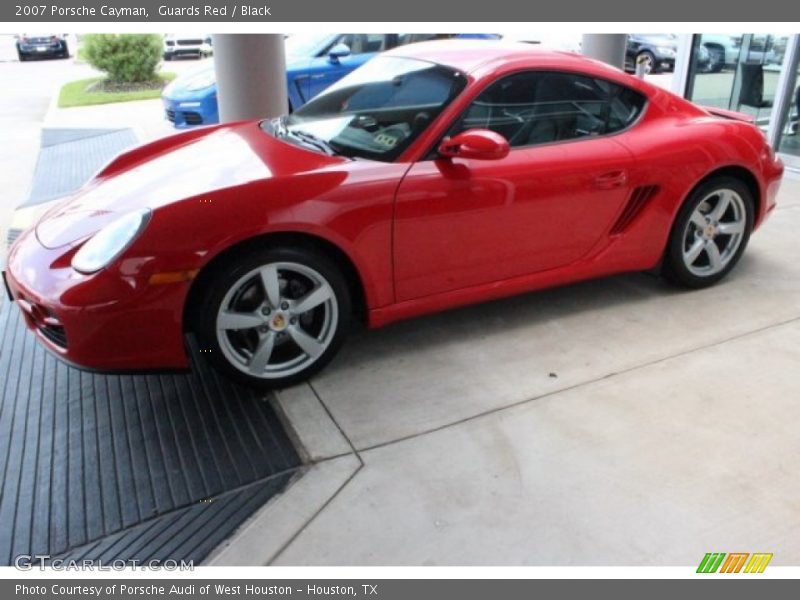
left=270, top=313, right=288, bottom=331
left=704, top=224, right=717, bottom=239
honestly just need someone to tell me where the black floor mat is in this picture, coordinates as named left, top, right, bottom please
left=23, top=128, right=138, bottom=207
left=0, top=298, right=301, bottom=565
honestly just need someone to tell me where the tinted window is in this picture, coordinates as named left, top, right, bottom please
left=456, top=71, right=646, bottom=147
left=336, top=34, right=390, bottom=55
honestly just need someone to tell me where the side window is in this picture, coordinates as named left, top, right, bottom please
left=397, top=34, right=452, bottom=46
left=337, top=34, right=390, bottom=55
left=457, top=71, right=646, bottom=148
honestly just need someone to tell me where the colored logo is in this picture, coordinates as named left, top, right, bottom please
left=697, top=552, right=773, bottom=573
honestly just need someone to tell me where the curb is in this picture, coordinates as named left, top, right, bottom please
left=206, top=383, right=362, bottom=565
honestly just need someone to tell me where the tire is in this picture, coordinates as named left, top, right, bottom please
left=60, top=43, right=69, bottom=59
left=193, top=246, right=352, bottom=389
left=705, top=44, right=725, bottom=73
left=663, top=176, right=754, bottom=289
left=17, top=51, right=27, bottom=62
left=637, top=51, right=657, bottom=74
left=163, top=53, right=173, bottom=61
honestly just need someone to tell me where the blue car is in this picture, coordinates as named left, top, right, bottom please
left=162, top=33, right=498, bottom=128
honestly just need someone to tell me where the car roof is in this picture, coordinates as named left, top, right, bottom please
left=384, top=40, right=615, bottom=76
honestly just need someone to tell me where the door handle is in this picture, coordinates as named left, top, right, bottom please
left=593, top=170, right=628, bottom=190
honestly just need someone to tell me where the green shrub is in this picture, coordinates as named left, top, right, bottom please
left=82, top=34, right=162, bottom=83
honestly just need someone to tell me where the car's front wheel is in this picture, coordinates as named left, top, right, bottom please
left=663, top=176, right=754, bottom=288
left=637, top=50, right=657, bottom=74
left=194, top=246, right=352, bottom=389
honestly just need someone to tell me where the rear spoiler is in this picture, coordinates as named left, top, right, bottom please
left=701, top=105, right=756, bottom=123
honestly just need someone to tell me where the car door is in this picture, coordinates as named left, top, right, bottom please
left=393, top=70, right=646, bottom=302
left=306, top=34, right=391, bottom=100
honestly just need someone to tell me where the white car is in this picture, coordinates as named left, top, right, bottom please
left=163, top=34, right=213, bottom=61
left=701, top=34, right=781, bottom=72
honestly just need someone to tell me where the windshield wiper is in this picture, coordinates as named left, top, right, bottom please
left=286, top=128, right=339, bottom=157
left=268, top=117, right=353, bottom=159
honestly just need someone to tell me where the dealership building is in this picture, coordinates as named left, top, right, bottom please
left=676, top=33, right=799, bottom=169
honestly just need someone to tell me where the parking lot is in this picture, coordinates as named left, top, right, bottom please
left=1, top=34, right=799, bottom=566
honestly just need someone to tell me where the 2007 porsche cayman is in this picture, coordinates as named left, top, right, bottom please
left=4, top=41, right=784, bottom=388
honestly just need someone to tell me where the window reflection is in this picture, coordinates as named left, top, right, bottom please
left=777, top=58, right=800, bottom=159
left=688, top=34, right=789, bottom=134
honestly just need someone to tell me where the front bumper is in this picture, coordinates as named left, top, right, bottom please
left=3, top=228, right=191, bottom=372
left=164, top=47, right=203, bottom=58
left=657, top=57, right=675, bottom=71
left=162, top=93, right=219, bottom=128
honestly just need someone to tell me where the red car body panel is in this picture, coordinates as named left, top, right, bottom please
left=4, top=41, right=784, bottom=371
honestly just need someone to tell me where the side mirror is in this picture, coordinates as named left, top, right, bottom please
left=328, top=43, right=352, bottom=63
left=438, top=129, right=510, bottom=160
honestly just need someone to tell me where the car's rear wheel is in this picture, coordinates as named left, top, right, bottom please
left=705, top=44, right=725, bottom=72
left=194, top=246, right=351, bottom=389
left=663, top=176, right=754, bottom=288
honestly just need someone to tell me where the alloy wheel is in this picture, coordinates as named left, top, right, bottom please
left=681, top=188, right=747, bottom=277
left=215, top=261, right=339, bottom=379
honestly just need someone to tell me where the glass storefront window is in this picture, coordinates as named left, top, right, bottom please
left=686, top=34, right=790, bottom=134
left=776, top=52, right=800, bottom=162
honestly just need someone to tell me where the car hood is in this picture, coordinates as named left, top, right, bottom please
left=35, top=121, right=345, bottom=249
left=163, top=65, right=216, bottom=98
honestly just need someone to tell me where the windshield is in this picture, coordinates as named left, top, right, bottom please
left=285, top=33, right=336, bottom=57
left=264, top=56, right=467, bottom=162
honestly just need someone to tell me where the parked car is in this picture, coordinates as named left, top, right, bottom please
left=162, top=34, right=213, bottom=60
left=700, top=34, right=783, bottom=73
left=162, top=33, right=496, bottom=128
left=4, top=41, right=783, bottom=389
left=699, top=35, right=740, bottom=72
left=694, top=44, right=713, bottom=73
left=625, top=34, right=677, bottom=73
left=16, top=34, right=69, bottom=61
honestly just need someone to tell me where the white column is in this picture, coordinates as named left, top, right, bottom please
left=672, top=34, right=695, bottom=95
left=767, top=34, right=800, bottom=149
left=581, top=34, right=627, bottom=69
left=213, top=34, right=288, bottom=123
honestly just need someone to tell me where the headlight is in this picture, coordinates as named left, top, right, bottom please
left=657, top=46, right=676, bottom=57
left=71, top=209, right=151, bottom=274
left=185, top=71, right=216, bottom=91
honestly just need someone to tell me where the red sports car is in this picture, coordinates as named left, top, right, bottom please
left=3, top=41, right=784, bottom=388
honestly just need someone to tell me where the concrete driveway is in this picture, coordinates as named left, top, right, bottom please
left=213, top=175, right=800, bottom=566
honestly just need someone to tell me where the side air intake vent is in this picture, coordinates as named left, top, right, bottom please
left=610, top=185, right=660, bottom=234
